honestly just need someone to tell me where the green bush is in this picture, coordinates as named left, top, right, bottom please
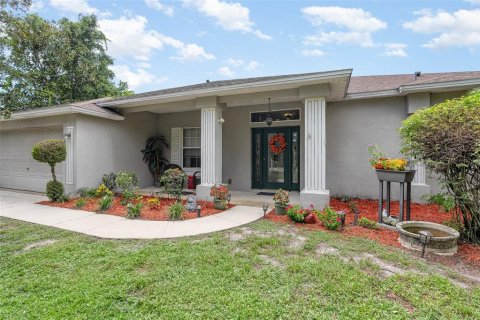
left=160, top=169, right=186, bottom=201
left=98, top=194, right=113, bottom=212
left=423, top=193, right=456, bottom=213
left=95, top=184, right=113, bottom=197
left=32, top=139, right=66, bottom=181
left=319, top=206, right=340, bottom=230
left=400, top=89, right=480, bottom=243
left=287, top=205, right=305, bottom=223
left=116, top=171, right=138, bottom=191
left=168, top=202, right=184, bottom=220
left=358, top=217, right=378, bottom=229
left=46, top=180, right=64, bottom=202
left=102, top=172, right=117, bottom=191
left=75, top=198, right=86, bottom=208
left=126, top=202, right=143, bottom=219
left=78, top=187, right=97, bottom=198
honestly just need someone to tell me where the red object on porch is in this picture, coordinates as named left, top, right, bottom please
left=188, top=171, right=201, bottom=189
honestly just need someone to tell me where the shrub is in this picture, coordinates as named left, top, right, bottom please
left=102, top=172, right=117, bottom=191
left=210, top=184, right=229, bottom=200
left=423, top=193, right=456, bottom=213
left=273, top=189, right=289, bottom=207
left=98, top=194, right=113, bottom=212
left=358, top=217, right=378, bottom=229
left=46, top=180, right=64, bottom=202
left=95, top=184, right=113, bottom=197
left=126, top=202, right=143, bottom=219
left=160, top=169, right=186, bottom=201
left=75, top=198, right=86, bottom=208
left=78, top=187, right=97, bottom=198
left=168, top=202, right=184, bottom=220
left=116, top=171, right=139, bottom=204
left=319, top=206, right=340, bottom=230
left=32, top=139, right=66, bottom=181
left=141, top=136, right=169, bottom=183
left=400, top=90, right=480, bottom=243
left=287, top=205, right=305, bottom=222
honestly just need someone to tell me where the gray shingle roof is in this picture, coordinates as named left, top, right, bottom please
left=347, top=71, right=480, bottom=94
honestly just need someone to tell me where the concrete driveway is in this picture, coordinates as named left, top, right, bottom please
left=0, top=189, right=264, bottom=239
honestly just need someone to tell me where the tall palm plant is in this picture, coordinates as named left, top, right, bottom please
left=141, top=136, right=169, bottom=186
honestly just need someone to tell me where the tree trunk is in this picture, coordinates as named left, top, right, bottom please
left=50, top=164, right=57, bottom=182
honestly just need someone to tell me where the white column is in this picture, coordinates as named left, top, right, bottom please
left=196, top=107, right=222, bottom=199
left=300, top=96, right=330, bottom=209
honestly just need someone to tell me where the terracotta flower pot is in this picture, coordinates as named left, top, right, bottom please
left=304, top=213, right=316, bottom=224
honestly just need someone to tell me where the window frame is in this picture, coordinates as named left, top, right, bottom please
left=182, top=127, right=201, bottom=169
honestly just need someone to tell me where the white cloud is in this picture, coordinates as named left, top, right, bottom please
left=182, top=0, right=271, bottom=40
left=49, top=0, right=109, bottom=16
left=382, top=43, right=407, bottom=57
left=145, top=0, right=174, bottom=16
left=301, top=49, right=325, bottom=57
left=403, top=9, right=480, bottom=49
left=110, top=65, right=167, bottom=90
left=137, top=62, right=152, bottom=68
left=302, top=6, right=387, bottom=47
left=465, top=0, right=480, bottom=5
left=173, top=44, right=216, bottom=61
left=225, top=58, right=244, bottom=67
left=98, top=15, right=215, bottom=62
left=29, top=0, right=44, bottom=11
left=245, top=60, right=260, bottom=71
left=217, top=66, right=235, bottom=77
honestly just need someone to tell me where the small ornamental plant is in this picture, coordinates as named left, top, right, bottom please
left=287, top=205, right=319, bottom=223
left=358, top=217, right=378, bottom=229
left=98, top=194, right=114, bottom=212
left=273, top=189, right=289, bottom=207
left=75, top=198, right=86, bottom=208
left=127, top=202, right=143, bottom=219
left=368, top=145, right=408, bottom=171
left=95, top=184, right=113, bottom=198
left=160, top=168, right=187, bottom=201
left=146, top=197, right=161, bottom=209
left=168, top=201, right=184, bottom=220
left=319, top=206, right=341, bottom=230
left=32, top=139, right=67, bottom=202
left=210, top=184, right=229, bottom=200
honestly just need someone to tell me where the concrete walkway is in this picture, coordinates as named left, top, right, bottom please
left=0, top=189, right=264, bottom=239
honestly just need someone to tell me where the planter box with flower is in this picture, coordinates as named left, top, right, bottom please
left=273, top=189, right=289, bottom=215
left=210, top=184, right=229, bottom=210
left=368, top=145, right=415, bottom=183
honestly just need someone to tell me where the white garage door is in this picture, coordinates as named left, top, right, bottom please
left=0, top=127, right=65, bottom=192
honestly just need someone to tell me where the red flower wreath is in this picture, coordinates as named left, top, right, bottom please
left=269, top=134, right=287, bottom=154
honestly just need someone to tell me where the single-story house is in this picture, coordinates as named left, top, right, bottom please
left=1, top=69, right=479, bottom=208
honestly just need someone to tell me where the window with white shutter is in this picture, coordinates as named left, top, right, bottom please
left=170, top=127, right=183, bottom=166
left=170, top=127, right=201, bottom=169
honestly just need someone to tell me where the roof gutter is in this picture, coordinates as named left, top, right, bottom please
left=99, top=69, right=353, bottom=107
left=1, top=105, right=124, bottom=121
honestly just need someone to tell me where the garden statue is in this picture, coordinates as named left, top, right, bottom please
left=186, top=195, right=197, bottom=212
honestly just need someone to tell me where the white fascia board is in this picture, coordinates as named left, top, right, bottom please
left=99, top=69, right=353, bottom=108
left=344, top=89, right=400, bottom=100
left=399, top=78, right=480, bottom=93
left=2, top=106, right=124, bottom=121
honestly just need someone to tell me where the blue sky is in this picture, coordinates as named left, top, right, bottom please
left=33, top=0, right=480, bottom=93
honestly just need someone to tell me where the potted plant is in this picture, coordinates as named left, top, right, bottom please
left=368, top=145, right=415, bottom=182
left=273, top=188, right=289, bottom=215
left=141, top=136, right=169, bottom=187
left=210, top=184, right=229, bottom=210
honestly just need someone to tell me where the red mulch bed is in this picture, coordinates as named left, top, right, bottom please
left=39, top=196, right=234, bottom=221
left=265, top=198, right=480, bottom=268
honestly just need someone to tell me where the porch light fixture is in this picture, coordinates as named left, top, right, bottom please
left=265, top=98, right=273, bottom=126
left=418, top=230, right=432, bottom=258
left=337, top=211, right=346, bottom=229
left=197, top=204, right=201, bottom=218
left=262, top=203, right=269, bottom=217
left=226, top=194, right=231, bottom=205
left=63, top=133, right=71, bottom=139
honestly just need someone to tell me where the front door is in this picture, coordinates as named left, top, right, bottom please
left=252, top=126, right=300, bottom=191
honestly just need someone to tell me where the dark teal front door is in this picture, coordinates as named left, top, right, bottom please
left=252, top=126, right=300, bottom=191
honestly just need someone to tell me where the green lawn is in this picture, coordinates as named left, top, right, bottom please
left=1, top=217, right=479, bottom=319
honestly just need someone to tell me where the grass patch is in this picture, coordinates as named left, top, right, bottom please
left=1, top=217, right=479, bottom=319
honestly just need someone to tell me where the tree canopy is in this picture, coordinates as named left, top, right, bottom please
left=0, top=12, right=132, bottom=117
left=400, top=90, right=480, bottom=243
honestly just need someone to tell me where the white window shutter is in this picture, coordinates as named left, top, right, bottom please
left=171, top=127, right=183, bottom=166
